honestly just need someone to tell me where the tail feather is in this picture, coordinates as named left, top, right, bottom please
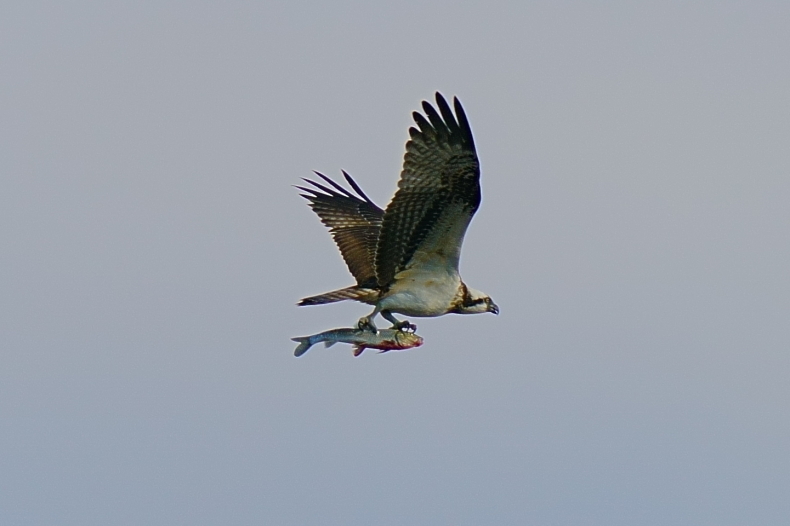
left=292, top=337, right=314, bottom=357
left=298, top=286, right=378, bottom=306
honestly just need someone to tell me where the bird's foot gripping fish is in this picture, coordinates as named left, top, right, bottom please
left=292, top=327, right=423, bottom=357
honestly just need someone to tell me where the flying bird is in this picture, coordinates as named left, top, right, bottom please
left=296, top=92, right=498, bottom=332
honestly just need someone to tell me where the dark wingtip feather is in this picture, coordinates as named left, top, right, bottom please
left=453, top=97, right=468, bottom=127
left=315, top=172, right=353, bottom=197
left=294, top=185, right=316, bottom=195
left=453, top=96, right=475, bottom=150
left=294, top=184, right=322, bottom=199
left=435, top=93, right=459, bottom=134
left=342, top=170, right=374, bottom=204
left=311, top=170, right=329, bottom=182
left=301, top=177, right=344, bottom=198
left=421, top=99, right=434, bottom=115
left=412, top=111, right=434, bottom=136
left=422, top=99, right=448, bottom=139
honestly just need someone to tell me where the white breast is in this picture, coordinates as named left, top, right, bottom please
left=378, top=267, right=461, bottom=317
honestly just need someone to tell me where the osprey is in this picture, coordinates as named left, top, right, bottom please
left=297, top=92, right=498, bottom=332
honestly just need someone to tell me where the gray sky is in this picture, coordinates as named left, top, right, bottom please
left=2, top=1, right=789, bottom=524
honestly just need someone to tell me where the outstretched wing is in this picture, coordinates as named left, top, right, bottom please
left=297, top=171, right=384, bottom=287
left=375, top=93, right=481, bottom=286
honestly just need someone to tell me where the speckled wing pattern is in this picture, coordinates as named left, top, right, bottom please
left=297, top=171, right=384, bottom=287
left=374, top=93, right=481, bottom=286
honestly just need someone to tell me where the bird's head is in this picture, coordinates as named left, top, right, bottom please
left=455, top=286, right=499, bottom=315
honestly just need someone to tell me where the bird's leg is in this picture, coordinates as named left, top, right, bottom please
left=382, top=310, right=416, bottom=332
left=357, top=306, right=380, bottom=333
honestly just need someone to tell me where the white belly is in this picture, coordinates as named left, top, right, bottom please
left=377, top=268, right=461, bottom=317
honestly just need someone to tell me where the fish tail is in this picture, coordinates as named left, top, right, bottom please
left=297, top=286, right=377, bottom=306
left=291, top=336, right=314, bottom=357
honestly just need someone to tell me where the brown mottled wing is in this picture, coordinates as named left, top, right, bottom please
left=297, top=171, right=384, bottom=287
left=375, top=93, right=480, bottom=286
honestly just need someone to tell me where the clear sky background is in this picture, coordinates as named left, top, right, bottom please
left=2, top=1, right=789, bottom=524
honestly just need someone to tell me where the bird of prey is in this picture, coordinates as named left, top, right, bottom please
left=296, top=92, right=498, bottom=332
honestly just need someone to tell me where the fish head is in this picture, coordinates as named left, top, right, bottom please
left=395, top=331, right=424, bottom=349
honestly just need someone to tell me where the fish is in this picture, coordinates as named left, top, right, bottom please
left=292, top=327, right=423, bottom=357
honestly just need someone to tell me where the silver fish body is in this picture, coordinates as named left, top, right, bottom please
left=292, top=328, right=423, bottom=357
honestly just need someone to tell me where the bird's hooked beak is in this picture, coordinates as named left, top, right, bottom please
left=488, top=301, right=499, bottom=315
